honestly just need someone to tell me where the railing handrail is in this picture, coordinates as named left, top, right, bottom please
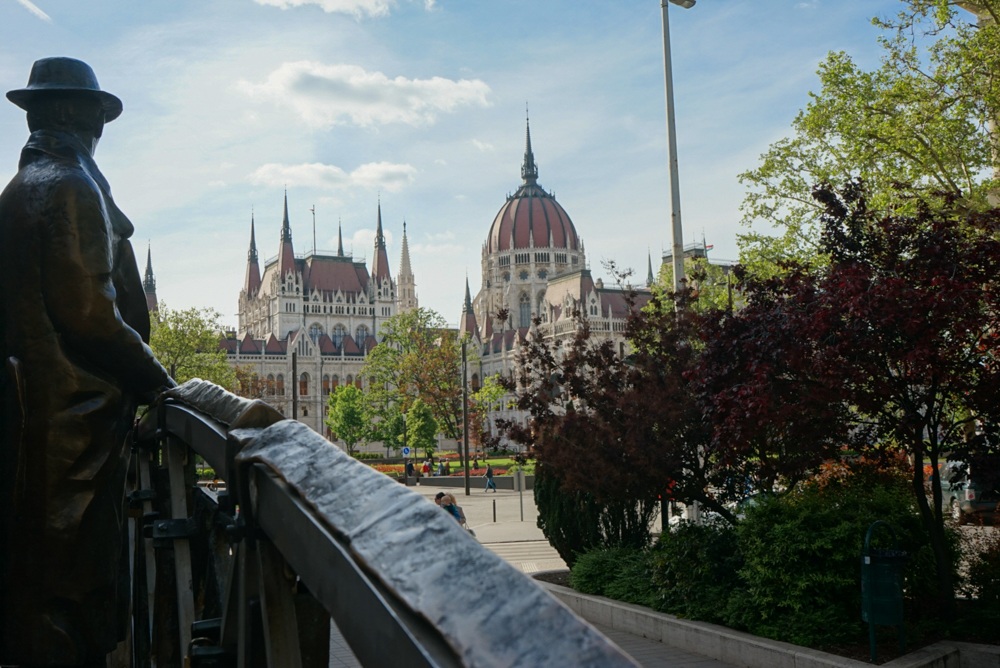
left=133, top=379, right=637, bottom=667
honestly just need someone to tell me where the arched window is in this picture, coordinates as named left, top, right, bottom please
left=266, top=374, right=275, bottom=396
left=355, top=375, right=363, bottom=389
left=345, top=374, right=353, bottom=387
left=299, top=372, right=309, bottom=396
left=332, top=324, right=346, bottom=347
left=323, top=374, right=331, bottom=395
left=308, top=323, right=323, bottom=343
left=518, top=292, right=530, bottom=328
left=356, top=324, right=369, bottom=343
left=332, top=374, right=339, bottom=389
left=276, top=374, right=285, bottom=396
left=471, top=373, right=481, bottom=392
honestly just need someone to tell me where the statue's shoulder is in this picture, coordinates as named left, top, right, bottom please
left=0, top=158, right=100, bottom=232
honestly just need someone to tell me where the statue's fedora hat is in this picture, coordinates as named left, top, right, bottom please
left=7, top=57, right=122, bottom=122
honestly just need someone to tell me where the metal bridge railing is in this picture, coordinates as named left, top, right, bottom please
left=129, top=379, right=637, bottom=667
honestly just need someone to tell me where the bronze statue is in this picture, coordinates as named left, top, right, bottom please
left=0, top=57, right=175, bottom=665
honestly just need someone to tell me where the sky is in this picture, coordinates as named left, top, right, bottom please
left=0, top=0, right=910, bottom=329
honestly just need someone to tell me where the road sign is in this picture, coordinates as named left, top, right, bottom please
left=402, top=447, right=411, bottom=457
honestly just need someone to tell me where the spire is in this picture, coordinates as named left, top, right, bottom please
left=245, top=212, right=262, bottom=295
left=370, top=197, right=392, bottom=283
left=281, top=189, right=292, bottom=242
left=337, top=217, right=344, bottom=257
left=646, top=249, right=655, bottom=287
left=464, top=276, right=474, bottom=313
left=459, top=275, right=479, bottom=338
left=278, top=190, right=296, bottom=276
left=143, top=243, right=156, bottom=292
left=399, top=221, right=413, bottom=277
left=397, top=220, right=417, bottom=313
left=521, top=104, right=538, bottom=184
left=143, top=243, right=158, bottom=312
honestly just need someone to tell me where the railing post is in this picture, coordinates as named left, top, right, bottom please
left=163, top=433, right=196, bottom=658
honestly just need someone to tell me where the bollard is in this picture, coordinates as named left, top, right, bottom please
left=492, top=499, right=496, bottom=523
left=517, top=470, right=525, bottom=521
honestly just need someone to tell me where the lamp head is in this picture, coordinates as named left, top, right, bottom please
left=668, top=0, right=696, bottom=7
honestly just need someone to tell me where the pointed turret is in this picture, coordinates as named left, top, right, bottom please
left=399, top=221, right=413, bottom=278
left=337, top=218, right=344, bottom=257
left=646, top=250, right=655, bottom=287
left=397, top=220, right=418, bottom=313
left=371, top=199, right=392, bottom=284
left=459, top=276, right=479, bottom=338
left=464, top=278, right=474, bottom=313
left=143, top=243, right=158, bottom=313
left=244, top=212, right=262, bottom=295
left=521, top=107, right=538, bottom=184
left=278, top=190, right=296, bottom=277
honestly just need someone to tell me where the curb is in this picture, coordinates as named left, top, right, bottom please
left=539, top=583, right=1000, bottom=668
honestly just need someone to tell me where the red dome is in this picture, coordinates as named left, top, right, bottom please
left=486, top=183, right=579, bottom=254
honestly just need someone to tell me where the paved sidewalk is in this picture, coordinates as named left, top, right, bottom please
left=327, top=483, right=735, bottom=667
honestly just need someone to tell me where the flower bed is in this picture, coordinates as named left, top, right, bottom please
left=371, top=464, right=406, bottom=476
left=450, top=467, right=507, bottom=476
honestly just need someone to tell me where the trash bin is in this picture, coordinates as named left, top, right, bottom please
left=861, top=520, right=906, bottom=662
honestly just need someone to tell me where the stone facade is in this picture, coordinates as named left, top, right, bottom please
left=223, top=193, right=414, bottom=436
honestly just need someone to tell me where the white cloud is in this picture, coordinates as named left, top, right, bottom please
left=249, top=161, right=417, bottom=191
left=253, top=0, right=394, bottom=18
left=16, top=0, right=51, bottom=21
left=471, top=139, right=494, bottom=152
left=238, top=61, right=491, bottom=128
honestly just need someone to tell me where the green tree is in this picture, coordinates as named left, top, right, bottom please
left=469, top=373, right=506, bottom=449
left=361, top=308, right=462, bottom=439
left=325, top=384, right=367, bottom=455
left=405, top=398, right=438, bottom=460
left=738, top=2, right=1000, bottom=277
left=233, top=365, right=266, bottom=399
left=150, top=304, right=235, bottom=387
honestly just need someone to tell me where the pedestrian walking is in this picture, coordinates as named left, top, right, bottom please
left=484, top=463, right=497, bottom=492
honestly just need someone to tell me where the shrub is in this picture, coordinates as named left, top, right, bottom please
left=571, top=547, right=656, bottom=607
left=352, top=452, right=382, bottom=460
left=726, top=459, right=954, bottom=647
left=648, top=519, right=741, bottom=623
left=964, top=529, right=1000, bottom=629
left=534, top=464, right=657, bottom=567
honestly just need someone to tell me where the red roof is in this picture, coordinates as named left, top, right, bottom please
left=302, top=256, right=370, bottom=296
left=264, top=334, right=284, bottom=354
left=487, top=183, right=579, bottom=253
left=341, top=335, right=361, bottom=355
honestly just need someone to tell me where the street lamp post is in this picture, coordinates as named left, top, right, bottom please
left=661, top=0, right=699, bottom=524
left=661, top=0, right=694, bottom=293
left=462, top=338, right=471, bottom=496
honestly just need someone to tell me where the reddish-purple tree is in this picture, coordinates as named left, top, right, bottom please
left=705, top=181, right=1000, bottom=607
left=501, top=276, right=827, bottom=527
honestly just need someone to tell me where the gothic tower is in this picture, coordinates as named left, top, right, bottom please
left=143, top=244, right=158, bottom=313
left=397, top=221, right=418, bottom=313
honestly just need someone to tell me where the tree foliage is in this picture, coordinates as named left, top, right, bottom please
left=405, top=398, right=438, bottom=459
left=233, top=366, right=266, bottom=399
left=150, top=304, right=235, bottom=387
left=325, top=384, right=367, bottom=454
left=711, top=181, right=1000, bottom=608
left=469, top=373, right=507, bottom=449
left=361, top=308, right=463, bottom=440
left=738, top=1, right=1000, bottom=277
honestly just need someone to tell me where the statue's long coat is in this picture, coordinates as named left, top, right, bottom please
left=0, top=129, right=172, bottom=664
